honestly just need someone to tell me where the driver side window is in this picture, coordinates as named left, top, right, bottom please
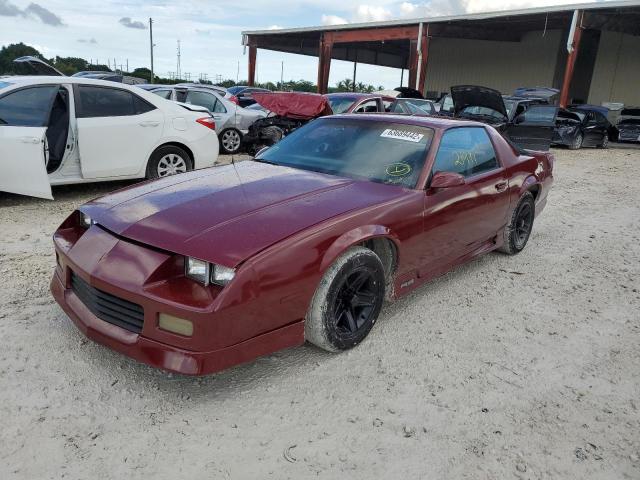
left=432, top=127, right=499, bottom=178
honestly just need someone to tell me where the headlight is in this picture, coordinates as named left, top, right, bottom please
left=185, top=257, right=235, bottom=286
left=78, top=211, right=94, bottom=228
left=211, top=264, right=235, bottom=286
left=185, top=257, right=210, bottom=285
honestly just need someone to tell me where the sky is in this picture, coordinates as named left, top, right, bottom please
left=0, top=0, right=609, bottom=88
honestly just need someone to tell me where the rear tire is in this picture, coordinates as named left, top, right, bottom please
left=568, top=132, right=583, bottom=150
left=597, top=134, right=609, bottom=149
left=219, top=128, right=243, bottom=154
left=146, top=145, right=192, bottom=180
left=499, top=191, right=535, bottom=255
left=305, top=247, right=385, bottom=352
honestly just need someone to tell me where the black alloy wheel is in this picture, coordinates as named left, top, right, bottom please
left=305, top=247, right=385, bottom=352
left=513, top=201, right=534, bottom=250
left=333, top=269, right=378, bottom=337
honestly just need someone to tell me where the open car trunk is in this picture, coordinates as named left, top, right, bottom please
left=12, top=56, right=64, bottom=76
left=451, top=85, right=558, bottom=151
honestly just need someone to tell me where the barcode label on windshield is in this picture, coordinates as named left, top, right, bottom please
left=380, top=129, right=424, bottom=143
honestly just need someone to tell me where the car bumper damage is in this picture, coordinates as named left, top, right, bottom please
left=50, top=223, right=304, bottom=375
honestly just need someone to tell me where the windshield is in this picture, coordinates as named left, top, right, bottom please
left=326, top=95, right=357, bottom=114
left=460, top=106, right=505, bottom=121
left=619, top=118, right=640, bottom=125
left=504, top=100, right=516, bottom=117
left=257, top=118, right=434, bottom=188
left=0, top=81, right=13, bottom=90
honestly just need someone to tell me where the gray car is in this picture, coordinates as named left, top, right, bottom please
left=141, top=85, right=266, bottom=154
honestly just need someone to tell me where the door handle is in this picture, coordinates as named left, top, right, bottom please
left=495, top=181, right=508, bottom=192
left=19, top=136, right=41, bottom=144
left=139, top=121, right=160, bottom=127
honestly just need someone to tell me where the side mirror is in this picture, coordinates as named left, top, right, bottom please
left=430, top=171, right=466, bottom=189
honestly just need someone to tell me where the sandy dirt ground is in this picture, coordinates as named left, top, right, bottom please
left=0, top=148, right=639, bottom=479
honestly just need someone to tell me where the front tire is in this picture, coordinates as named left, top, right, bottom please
left=568, top=132, right=583, bottom=150
left=305, top=247, right=385, bottom=352
left=219, top=128, right=243, bottom=154
left=146, top=145, right=192, bottom=179
left=499, top=191, right=535, bottom=255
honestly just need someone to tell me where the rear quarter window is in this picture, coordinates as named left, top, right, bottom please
left=77, top=85, right=155, bottom=118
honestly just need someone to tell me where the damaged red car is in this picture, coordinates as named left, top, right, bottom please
left=51, top=115, right=554, bottom=375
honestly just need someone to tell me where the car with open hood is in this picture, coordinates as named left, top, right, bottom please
left=51, top=114, right=554, bottom=375
left=451, top=85, right=559, bottom=151
left=0, top=76, right=219, bottom=199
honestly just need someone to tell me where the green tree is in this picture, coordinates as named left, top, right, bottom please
left=0, top=42, right=42, bottom=74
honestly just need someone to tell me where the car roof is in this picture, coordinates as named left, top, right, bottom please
left=0, top=75, right=136, bottom=88
left=322, top=112, right=487, bottom=129
left=325, top=92, right=378, bottom=98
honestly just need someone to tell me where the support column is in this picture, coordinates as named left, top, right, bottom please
left=248, top=44, right=257, bottom=86
left=317, top=33, right=333, bottom=94
left=416, top=27, right=430, bottom=96
left=408, top=39, right=418, bottom=89
left=559, top=10, right=583, bottom=107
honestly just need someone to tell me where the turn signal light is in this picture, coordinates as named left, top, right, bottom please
left=158, top=313, right=193, bottom=337
left=196, top=117, right=216, bottom=131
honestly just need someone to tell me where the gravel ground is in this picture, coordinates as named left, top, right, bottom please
left=0, top=148, right=639, bottom=479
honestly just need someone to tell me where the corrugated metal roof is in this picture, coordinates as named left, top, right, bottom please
left=242, top=0, right=640, bottom=36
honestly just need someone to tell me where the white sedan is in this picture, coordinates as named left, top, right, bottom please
left=0, top=76, right=219, bottom=199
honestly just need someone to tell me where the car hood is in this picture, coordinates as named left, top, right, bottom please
left=81, top=162, right=406, bottom=267
left=451, top=85, right=508, bottom=119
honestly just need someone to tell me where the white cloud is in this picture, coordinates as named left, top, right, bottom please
left=268, top=25, right=283, bottom=30
left=322, top=14, right=349, bottom=25
left=353, top=5, right=392, bottom=22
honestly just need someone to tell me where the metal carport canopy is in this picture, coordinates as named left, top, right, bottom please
left=241, top=0, right=640, bottom=69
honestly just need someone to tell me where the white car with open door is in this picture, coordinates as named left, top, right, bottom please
left=0, top=76, right=219, bottom=199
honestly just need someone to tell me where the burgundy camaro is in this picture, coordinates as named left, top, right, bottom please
left=51, top=114, right=554, bottom=375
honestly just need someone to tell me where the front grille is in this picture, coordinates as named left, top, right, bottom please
left=71, top=272, right=144, bottom=333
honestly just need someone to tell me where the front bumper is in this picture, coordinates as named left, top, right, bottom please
left=50, top=225, right=304, bottom=375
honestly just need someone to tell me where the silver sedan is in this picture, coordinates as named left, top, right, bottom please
left=142, top=85, right=266, bottom=154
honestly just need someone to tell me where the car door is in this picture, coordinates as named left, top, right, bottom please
left=75, top=84, right=164, bottom=178
left=420, top=127, right=510, bottom=274
left=505, top=105, right=558, bottom=151
left=582, top=112, right=605, bottom=147
left=0, top=84, right=58, bottom=199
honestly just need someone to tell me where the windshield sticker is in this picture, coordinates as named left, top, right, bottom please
left=380, top=129, right=424, bottom=143
left=385, top=163, right=412, bottom=177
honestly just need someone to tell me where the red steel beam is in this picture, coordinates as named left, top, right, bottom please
left=559, top=11, right=583, bottom=107
left=417, top=28, right=430, bottom=95
left=248, top=44, right=257, bottom=86
left=408, top=38, right=418, bottom=89
left=331, top=26, right=419, bottom=44
left=317, top=32, right=334, bottom=94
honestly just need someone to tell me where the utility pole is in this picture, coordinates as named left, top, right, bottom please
left=176, top=40, right=181, bottom=80
left=280, top=61, right=284, bottom=89
left=236, top=60, right=240, bottom=84
left=126, top=59, right=129, bottom=73
left=149, top=18, right=155, bottom=83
